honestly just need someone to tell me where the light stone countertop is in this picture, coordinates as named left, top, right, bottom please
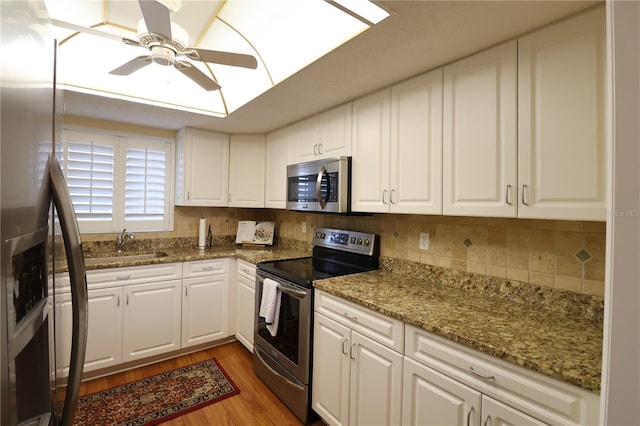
left=313, top=270, right=603, bottom=394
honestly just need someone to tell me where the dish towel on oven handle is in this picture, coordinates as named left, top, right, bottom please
left=259, top=278, right=282, bottom=337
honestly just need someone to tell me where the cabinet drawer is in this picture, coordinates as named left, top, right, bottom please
left=183, top=258, right=229, bottom=278
left=405, top=325, right=599, bottom=425
left=86, top=263, right=182, bottom=289
left=236, top=259, right=256, bottom=281
left=314, top=290, right=404, bottom=352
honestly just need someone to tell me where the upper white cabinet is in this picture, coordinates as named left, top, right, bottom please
left=442, top=41, right=518, bottom=217
left=265, top=125, right=293, bottom=209
left=352, top=69, right=443, bottom=214
left=229, top=134, right=265, bottom=208
left=175, top=127, right=229, bottom=206
left=293, top=103, right=352, bottom=161
left=517, top=7, right=606, bottom=221
left=442, top=7, right=606, bottom=220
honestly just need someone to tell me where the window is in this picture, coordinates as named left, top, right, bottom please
left=59, top=128, right=174, bottom=233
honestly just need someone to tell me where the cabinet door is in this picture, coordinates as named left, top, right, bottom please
left=402, top=357, right=481, bottom=426
left=351, top=89, right=391, bottom=213
left=265, top=126, right=293, bottom=208
left=235, top=275, right=255, bottom=352
left=317, top=103, right=352, bottom=158
left=175, top=128, right=229, bottom=206
left=482, top=395, right=549, bottom=426
left=122, top=280, right=182, bottom=361
left=350, top=331, right=403, bottom=426
left=443, top=41, right=517, bottom=217
left=293, top=116, right=318, bottom=162
left=55, top=287, right=123, bottom=376
left=390, top=69, right=443, bottom=214
left=182, top=274, right=229, bottom=348
left=312, top=314, right=351, bottom=426
left=517, top=7, right=606, bottom=221
left=229, top=134, right=265, bottom=208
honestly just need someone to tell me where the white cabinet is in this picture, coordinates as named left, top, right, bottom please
left=517, top=7, right=606, bottom=221
left=294, top=103, right=352, bottom=161
left=312, top=290, right=404, bottom=426
left=229, top=134, right=265, bottom=208
left=181, top=259, right=230, bottom=348
left=442, top=41, right=518, bottom=217
left=265, top=126, right=293, bottom=209
left=442, top=7, right=606, bottom=220
left=403, top=357, right=548, bottom=426
left=404, top=324, right=599, bottom=425
left=175, top=127, right=229, bottom=206
left=235, top=259, right=256, bottom=352
left=55, top=286, right=123, bottom=375
left=122, top=279, right=182, bottom=362
left=352, top=69, right=442, bottom=214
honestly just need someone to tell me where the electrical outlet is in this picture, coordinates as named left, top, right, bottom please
left=302, top=221, right=307, bottom=233
left=419, top=232, right=430, bottom=250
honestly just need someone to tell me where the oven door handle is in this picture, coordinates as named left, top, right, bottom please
left=277, top=285, right=308, bottom=299
left=255, top=348, right=305, bottom=392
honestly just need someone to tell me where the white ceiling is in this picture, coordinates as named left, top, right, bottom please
left=62, top=0, right=602, bottom=135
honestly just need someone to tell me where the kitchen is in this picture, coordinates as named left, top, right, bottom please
left=1, top=0, right=638, bottom=425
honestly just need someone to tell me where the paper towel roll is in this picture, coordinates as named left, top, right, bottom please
left=198, top=217, right=206, bottom=249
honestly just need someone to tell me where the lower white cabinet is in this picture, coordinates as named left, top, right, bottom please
left=404, top=324, right=599, bottom=425
left=181, top=259, right=230, bottom=348
left=312, top=290, right=404, bottom=426
left=122, top=280, right=182, bottom=362
left=55, top=287, right=123, bottom=375
left=235, top=259, right=256, bottom=352
left=402, top=357, right=547, bottom=426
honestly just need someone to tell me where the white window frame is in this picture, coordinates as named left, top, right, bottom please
left=59, top=126, right=175, bottom=234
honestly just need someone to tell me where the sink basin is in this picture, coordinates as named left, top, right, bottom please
left=84, top=252, right=169, bottom=265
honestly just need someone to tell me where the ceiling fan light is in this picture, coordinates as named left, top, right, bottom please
left=150, top=45, right=175, bottom=66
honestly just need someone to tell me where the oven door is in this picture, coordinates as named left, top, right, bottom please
left=254, top=270, right=312, bottom=384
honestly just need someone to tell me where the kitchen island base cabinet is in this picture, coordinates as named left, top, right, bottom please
left=312, top=290, right=404, bottom=426
left=122, top=280, right=182, bottom=362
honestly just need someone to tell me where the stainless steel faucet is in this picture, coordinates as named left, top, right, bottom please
left=116, top=228, right=135, bottom=253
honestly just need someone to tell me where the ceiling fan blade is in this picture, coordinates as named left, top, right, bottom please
left=109, top=56, right=153, bottom=75
left=184, top=48, right=258, bottom=69
left=50, top=18, right=124, bottom=43
left=174, top=60, right=221, bottom=91
left=138, top=0, right=172, bottom=41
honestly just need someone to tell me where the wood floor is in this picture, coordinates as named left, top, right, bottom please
left=77, top=342, right=326, bottom=426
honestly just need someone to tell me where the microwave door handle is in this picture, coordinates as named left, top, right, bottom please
left=316, top=166, right=327, bottom=210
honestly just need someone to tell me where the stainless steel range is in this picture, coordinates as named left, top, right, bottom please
left=253, top=228, right=379, bottom=424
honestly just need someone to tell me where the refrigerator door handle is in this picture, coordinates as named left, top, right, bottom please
left=49, top=156, right=88, bottom=426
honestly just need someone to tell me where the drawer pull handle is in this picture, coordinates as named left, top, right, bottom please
left=116, top=275, right=131, bottom=280
left=469, top=366, right=495, bottom=381
left=341, top=339, right=348, bottom=355
left=201, top=266, right=214, bottom=271
left=483, top=415, right=491, bottom=426
left=349, top=343, right=356, bottom=360
left=343, top=313, right=357, bottom=321
left=117, top=295, right=120, bottom=307
left=466, top=406, right=474, bottom=426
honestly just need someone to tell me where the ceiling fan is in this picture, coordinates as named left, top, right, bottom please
left=107, top=0, right=257, bottom=91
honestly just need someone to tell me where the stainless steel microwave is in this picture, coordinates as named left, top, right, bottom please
left=286, top=157, right=351, bottom=213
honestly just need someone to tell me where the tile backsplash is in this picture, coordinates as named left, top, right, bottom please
left=82, top=206, right=606, bottom=297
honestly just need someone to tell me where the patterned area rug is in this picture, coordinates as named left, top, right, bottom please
left=74, top=358, right=240, bottom=425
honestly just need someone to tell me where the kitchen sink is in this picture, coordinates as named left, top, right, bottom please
left=84, top=251, right=169, bottom=265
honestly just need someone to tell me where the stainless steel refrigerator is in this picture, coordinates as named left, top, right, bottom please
left=1, top=1, right=88, bottom=425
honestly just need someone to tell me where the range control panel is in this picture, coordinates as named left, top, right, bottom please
left=313, top=227, right=378, bottom=256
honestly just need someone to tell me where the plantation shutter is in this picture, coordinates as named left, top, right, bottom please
left=62, top=130, right=115, bottom=230
left=124, top=138, right=172, bottom=231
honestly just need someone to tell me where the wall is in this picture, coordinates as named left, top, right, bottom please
left=82, top=205, right=606, bottom=298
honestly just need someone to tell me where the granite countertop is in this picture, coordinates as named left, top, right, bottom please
left=313, top=270, right=603, bottom=394
left=64, top=244, right=310, bottom=271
